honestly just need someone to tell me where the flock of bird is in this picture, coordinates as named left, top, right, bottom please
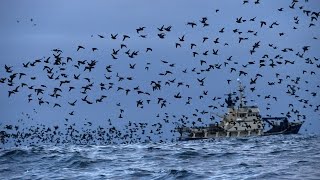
left=0, top=0, right=319, bottom=147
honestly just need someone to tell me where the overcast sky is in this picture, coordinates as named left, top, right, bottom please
left=0, top=0, right=319, bottom=145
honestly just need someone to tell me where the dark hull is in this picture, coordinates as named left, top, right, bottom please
left=263, top=122, right=303, bottom=136
left=177, top=118, right=304, bottom=141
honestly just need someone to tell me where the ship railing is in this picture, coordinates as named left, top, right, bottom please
left=262, top=117, right=288, bottom=121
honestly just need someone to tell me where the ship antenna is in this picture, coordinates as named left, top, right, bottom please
left=237, top=78, right=244, bottom=108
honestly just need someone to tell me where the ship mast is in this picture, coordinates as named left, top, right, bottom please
left=237, top=78, right=244, bottom=108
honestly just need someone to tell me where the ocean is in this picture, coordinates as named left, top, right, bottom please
left=1, top=134, right=319, bottom=180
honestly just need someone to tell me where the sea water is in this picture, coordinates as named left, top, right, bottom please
left=0, top=134, right=319, bottom=179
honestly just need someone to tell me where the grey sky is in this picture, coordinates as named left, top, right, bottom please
left=0, top=0, right=319, bottom=145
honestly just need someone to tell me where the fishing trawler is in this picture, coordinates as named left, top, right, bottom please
left=177, top=79, right=304, bottom=141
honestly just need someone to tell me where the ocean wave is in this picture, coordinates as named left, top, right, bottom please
left=0, top=134, right=319, bottom=179
left=1, top=149, right=29, bottom=158
left=156, top=169, right=206, bottom=180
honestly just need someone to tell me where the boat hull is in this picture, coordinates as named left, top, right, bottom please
left=177, top=118, right=304, bottom=141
